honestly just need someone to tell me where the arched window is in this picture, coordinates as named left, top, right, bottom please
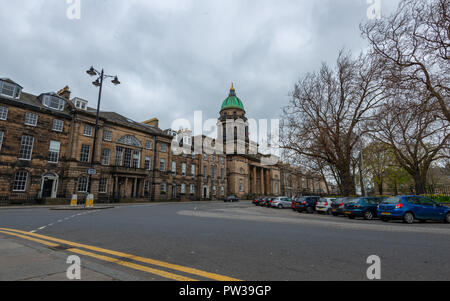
left=117, top=135, right=142, bottom=147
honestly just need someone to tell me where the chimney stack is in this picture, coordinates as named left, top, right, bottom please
left=57, top=85, right=71, bottom=100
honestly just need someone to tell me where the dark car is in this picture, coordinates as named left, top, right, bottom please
left=295, top=196, right=321, bottom=213
left=225, top=195, right=239, bottom=202
left=262, top=197, right=274, bottom=207
left=252, top=198, right=263, bottom=205
left=377, top=195, right=450, bottom=224
left=344, top=197, right=384, bottom=220
left=330, top=197, right=353, bottom=216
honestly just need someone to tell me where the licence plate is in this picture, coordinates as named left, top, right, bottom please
left=332, top=209, right=337, bottom=212
left=381, top=212, right=391, bottom=216
left=345, top=211, right=351, bottom=215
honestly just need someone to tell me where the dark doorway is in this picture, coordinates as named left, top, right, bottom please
left=42, top=178, right=54, bottom=198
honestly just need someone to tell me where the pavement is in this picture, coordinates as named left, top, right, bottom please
left=0, top=201, right=449, bottom=281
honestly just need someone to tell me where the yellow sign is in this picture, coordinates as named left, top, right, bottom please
left=86, top=194, right=94, bottom=208
left=70, top=195, right=78, bottom=206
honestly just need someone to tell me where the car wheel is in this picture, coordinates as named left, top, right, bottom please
left=278, top=204, right=283, bottom=209
left=306, top=207, right=314, bottom=214
left=363, top=211, right=373, bottom=220
left=348, top=215, right=355, bottom=219
left=445, top=213, right=450, bottom=223
left=403, top=212, right=415, bottom=224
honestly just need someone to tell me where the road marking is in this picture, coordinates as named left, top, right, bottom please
left=0, top=228, right=242, bottom=281
left=29, top=210, right=100, bottom=233
left=0, top=230, right=196, bottom=281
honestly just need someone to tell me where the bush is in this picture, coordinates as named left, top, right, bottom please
left=422, top=194, right=450, bottom=204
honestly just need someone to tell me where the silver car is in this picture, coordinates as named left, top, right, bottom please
left=271, top=197, right=292, bottom=209
left=316, top=197, right=336, bottom=214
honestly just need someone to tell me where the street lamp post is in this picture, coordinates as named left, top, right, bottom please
left=85, top=66, right=120, bottom=195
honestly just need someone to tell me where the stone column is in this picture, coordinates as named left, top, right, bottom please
left=260, top=168, right=265, bottom=195
left=252, top=166, right=257, bottom=194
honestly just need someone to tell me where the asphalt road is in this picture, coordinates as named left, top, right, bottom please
left=0, top=201, right=449, bottom=281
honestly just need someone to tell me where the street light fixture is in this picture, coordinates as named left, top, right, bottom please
left=85, top=66, right=120, bottom=195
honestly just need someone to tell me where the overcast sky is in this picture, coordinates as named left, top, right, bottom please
left=1, top=0, right=400, bottom=130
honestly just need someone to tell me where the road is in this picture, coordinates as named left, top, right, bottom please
left=0, top=201, right=449, bottom=281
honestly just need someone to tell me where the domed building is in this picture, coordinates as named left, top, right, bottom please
left=217, top=84, right=281, bottom=198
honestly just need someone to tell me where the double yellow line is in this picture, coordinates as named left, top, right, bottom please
left=0, top=228, right=241, bottom=281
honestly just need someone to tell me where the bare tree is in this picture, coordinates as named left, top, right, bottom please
left=361, top=0, right=450, bottom=122
left=368, top=90, right=449, bottom=194
left=281, top=50, right=387, bottom=196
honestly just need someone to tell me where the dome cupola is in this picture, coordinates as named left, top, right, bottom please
left=220, top=83, right=245, bottom=112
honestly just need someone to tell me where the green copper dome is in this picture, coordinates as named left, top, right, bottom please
left=221, top=83, right=245, bottom=111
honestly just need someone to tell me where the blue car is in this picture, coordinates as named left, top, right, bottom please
left=377, top=195, right=450, bottom=224
left=344, top=197, right=384, bottom=220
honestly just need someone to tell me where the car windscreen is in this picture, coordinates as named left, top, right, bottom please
left=347, top=198, right=360, bottom=204
left=382, top=196, right=401, bottom=204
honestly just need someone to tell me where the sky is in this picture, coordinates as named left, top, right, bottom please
left=1, top=0, right=401, bottom=130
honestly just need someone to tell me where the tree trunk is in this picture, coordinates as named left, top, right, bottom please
left=413, top=174, right=426, bottom=195
left=339, top=167, right=356, bottom=196
left=378, top=180, right=383, bottom=196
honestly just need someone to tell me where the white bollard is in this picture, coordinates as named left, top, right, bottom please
left=85, top=194, right=94, bottom=208
left=70, top=194, right=78, bottom=206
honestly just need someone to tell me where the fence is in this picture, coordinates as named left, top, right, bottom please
left=0, top=194, right=43, bottom=206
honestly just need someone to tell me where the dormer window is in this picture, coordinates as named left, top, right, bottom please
left=42, top=94, right=65, bottom=111
left=72, top=97, right=88, bottom=110
left=0, top=79, right=22, bottom=99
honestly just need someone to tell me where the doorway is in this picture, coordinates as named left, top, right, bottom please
left=40, top=173, right=58, bottom=198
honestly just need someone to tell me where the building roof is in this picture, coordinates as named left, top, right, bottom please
left=221, top=83, right=245, bottom=112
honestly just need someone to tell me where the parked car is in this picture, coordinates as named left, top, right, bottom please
left=225, top=195, right=239, bottom=202
left=330, top=197, right=353, bottom=216
left=263, top=197, right=275, bottom=207
left=316, top=197, right=336, bottom=215
left=295, top=196, right=321, bottom=213
left=271, top=197, right=293, bottom=209
left=344, top=197, right=384, bottom=220
left=252, top=198, right=263, bottom=205
left=377, top=195, right=450, bottom=224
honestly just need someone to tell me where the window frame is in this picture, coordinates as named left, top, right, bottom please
left=12, top=171, right=28, bottom=192
left=24, top=112, right=38, bottom=127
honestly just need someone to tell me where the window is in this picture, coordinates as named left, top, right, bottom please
left=132, top=150, right=140, bottom=168
left=42, top=95, right=65, bottom=111
left=221, top=186, right=225, bottom=196
left=0, top=131, right=3, bottom=151
left=0, top=81, right=21, bottom=99
left=12, top=171, right=28, bottom=192
left=145, top=156, right=151, bottom=170
left=24, top=112, right=38, bottom=126
left=275, top=183, right=278, bottom=194
left=203, top=154, right=207, bottom=161
left=80, top=144, right=90, bottom=163
left=160, top=158, right=166, bottom=171
left=160, top=143, right=167, bottom=152
left=48, top=141, right=61, bottom=163
left=117, top=135, right=141, bottom=147
left=181, top=184, right=186, bottom=194
left=203, top=165, right=207, bottom=178
left=220, top=168, right=224, bottom=179
left=123, top=148, right=132, bottom=167
left=172, top=161, right=177, bottom=175
left=115, top=147, right=123, bottom=166
left=18, top=135, right=34, bottom=160
left=144, top=180, right=150, bottom=192
left=212, top=186, right=216, bottom=196
left=101, top=149, right=110, bottom=166
left=103, top=130, right=112, bottom=141
left=52, top=119, right=64, bottom=132
left=211, top=166, right=216, bottom=179
left=182, top=163, right=187, bottom=176
left=220, top=157, right=224, bottom=164
left=99, top=178, right=108, bottom=193
left=212, top=156, right=216, bottom=162
left=78, top=176, right=89, bottom=192
left=190, top=184, right=194, bottom=194
left=83, top=124, right=93, bottom=136
left=160, top=182, right=167, bottom=193
left=239, top=179, right=244, bottom=192
left=0, top=106, right=8, bottom=120
left=146, top=140, right=153, bottom=150
left=191, top=164, right=196, bottom=176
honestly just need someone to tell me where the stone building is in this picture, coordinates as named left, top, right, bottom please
left=0, top=77, right=327, bottom=203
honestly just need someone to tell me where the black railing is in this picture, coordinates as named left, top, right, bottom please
left=0, top=194, right=43, bottom=206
